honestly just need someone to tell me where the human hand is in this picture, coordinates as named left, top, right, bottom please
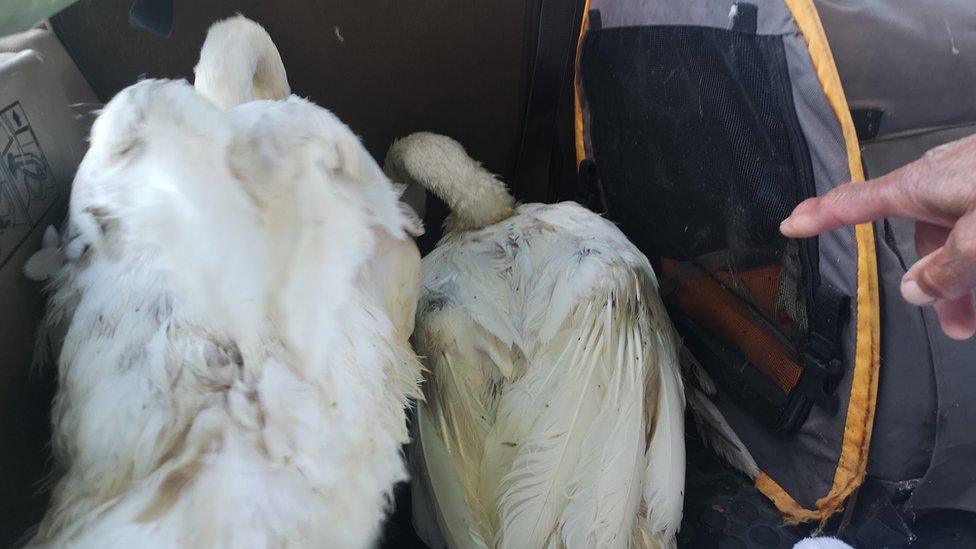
left=780, top=133, right=976, bottom=340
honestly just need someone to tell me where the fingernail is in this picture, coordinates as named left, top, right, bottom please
left=943, top=323, right=976, bottom=341
left=901, top=279, right=937, bottom=306
left=780, top=217, right=795, bottom=235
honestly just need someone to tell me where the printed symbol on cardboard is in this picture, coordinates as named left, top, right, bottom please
left=0, top=101, right=60, bottom=269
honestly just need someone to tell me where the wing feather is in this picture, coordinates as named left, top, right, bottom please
left=681, top=346, right=758, bottom=479
left=686, top=386, right=759, bottom=479
left=640, top=271, right=686, bottom=548
left=558, top=297, right=646, bottom=549
left=493, top=300, right=606, bottom=548
left=414, top=271, right=515, bottom=539
left=417, top=202, right=687, bottom=549
left=494, top=243, right=682, bottom=549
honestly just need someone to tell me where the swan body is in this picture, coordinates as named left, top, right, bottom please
left=389, top=133, right=685, bottom=548
left=28, top=78, right=421, bottom=548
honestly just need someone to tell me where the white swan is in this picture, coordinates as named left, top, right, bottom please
left=192, top=15, right=423, bottom=343
left=388, top=132, right=686, bottom=548
left=27, top=76, right=421, bottom=547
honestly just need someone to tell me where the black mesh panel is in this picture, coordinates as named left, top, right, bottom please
left=580, top=25, right=822, bottom=429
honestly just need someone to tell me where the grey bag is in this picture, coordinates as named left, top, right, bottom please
left=574, top=0, right=976, bottom=538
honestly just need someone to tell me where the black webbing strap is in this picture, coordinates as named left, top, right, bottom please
left=779, top=282, right=849, bottom=430
left=513, top=0, right=582, bottom=203
left=805, top=282, right=848, bottom=407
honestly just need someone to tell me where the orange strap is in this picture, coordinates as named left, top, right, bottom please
left=662, top=261, right=803, bottom=392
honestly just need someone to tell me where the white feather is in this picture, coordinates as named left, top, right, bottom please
left=686, top=385, right=759, bottom=480
left=793, top=537, right=854, bottom=549
left=642, top=333, right=685, bottom=548
left=680, top=345, right=716, bottom=396
left=559, top=307, right=653, bottom=549
left=399, top=132, right=686, bottom=548
left=23, top=225, right=64, bottom=281
left=29, top=79, right=422, bottom=548
left=494, top=299, right=606, bottom=549
left=679, top=346, right=758, bottom=479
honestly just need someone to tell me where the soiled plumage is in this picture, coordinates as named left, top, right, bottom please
left=27, top=78, right=421, bottom=548
left=388, top=133, right=685, bottom=548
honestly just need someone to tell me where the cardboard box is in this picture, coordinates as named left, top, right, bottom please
left=0, top=27, right=98, bottom=544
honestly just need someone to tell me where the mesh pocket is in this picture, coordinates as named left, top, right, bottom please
left=581, top=25, right=834, bottom=429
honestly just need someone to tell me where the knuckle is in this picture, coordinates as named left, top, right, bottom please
left=916, top=271, right=946, bottom=300
left=916, top=255, right=958, bottom=299
left=820, top=186, right=853, bottom=215
left=901, top=155, right=932, bottom=190
left=889, top=165, right=921, bottom=200
left=923, top=141, right=955, bottom=164
left=952, top=234, right=976, bottom=261
left=823, top=184, right=874, bottom=224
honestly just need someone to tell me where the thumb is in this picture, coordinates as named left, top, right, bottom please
left=932, top=294, right=976, bottom=340
left=902, top=212, right=976, bottom=305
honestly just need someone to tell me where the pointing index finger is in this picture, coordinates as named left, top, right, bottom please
left=780, top=156, right=938, bottom=238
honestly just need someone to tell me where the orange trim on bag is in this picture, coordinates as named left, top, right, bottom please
left=758, top=0, right=881, bottom=524
left=756, top=473, right=822, bottom=524
left=573, top=0, right=591, bottom=165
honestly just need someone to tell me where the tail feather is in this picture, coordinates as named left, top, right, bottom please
left=679, top=346, right=716, bottom=396
left=680, top=346, right=758, bottom=479
left=384, top=132, right=515, bottom=232
left=686, top=386, right=759, bottom=479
